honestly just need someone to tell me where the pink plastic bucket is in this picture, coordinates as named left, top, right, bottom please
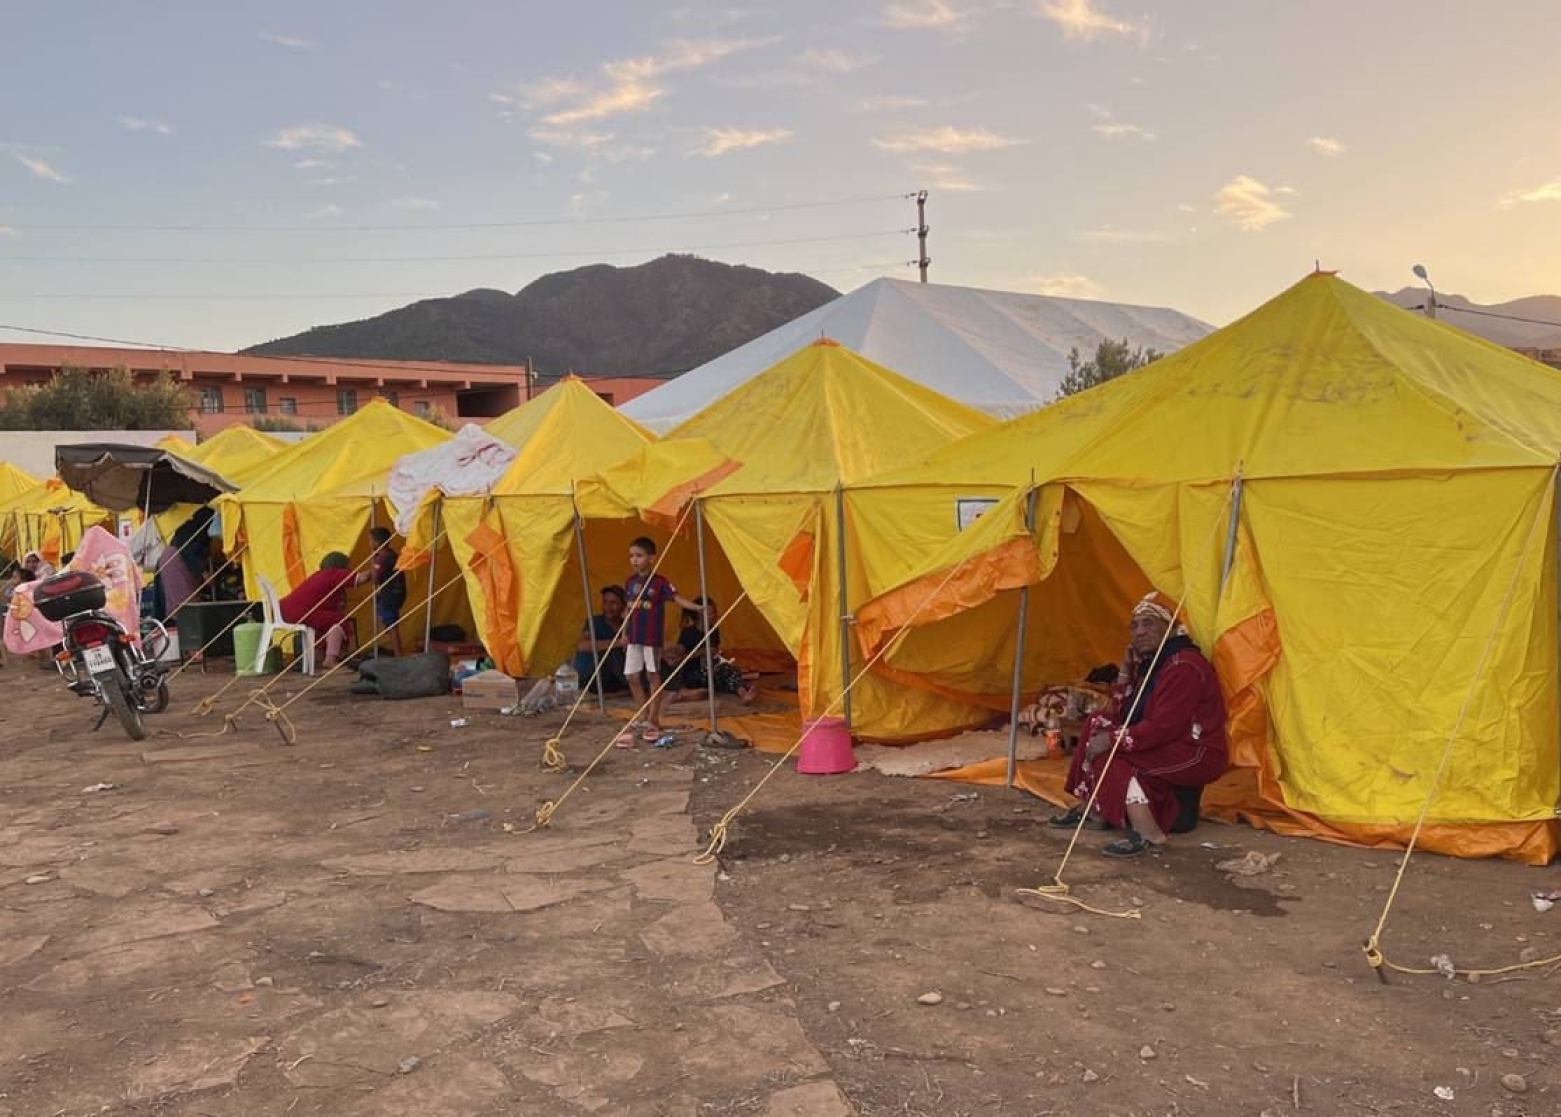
left=797, top=716, right=856, bottom=775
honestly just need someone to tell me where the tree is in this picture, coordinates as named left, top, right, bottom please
left=1054, top=338, right=1162, bottom=399
left=0, top=366, right=194, bottom=430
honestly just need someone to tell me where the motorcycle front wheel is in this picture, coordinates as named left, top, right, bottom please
left=104, top=671, right=148, bottom=741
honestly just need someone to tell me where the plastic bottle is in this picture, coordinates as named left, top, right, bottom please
left=554, top=661, right=579, bottom=697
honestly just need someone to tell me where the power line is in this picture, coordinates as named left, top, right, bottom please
left=5, top=192, right=911, bottom=234
left=1440, top=304, right=1561, bottom=331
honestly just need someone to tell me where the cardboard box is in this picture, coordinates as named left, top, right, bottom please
left=461, top=670, right=520, bottom=710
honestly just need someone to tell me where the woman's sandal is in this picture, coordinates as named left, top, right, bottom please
left=641, top=724, right=663, bottom=742
left=1047, top=805, right=1109, bottom=831
left=1101, top=829, right=1161, bottom=858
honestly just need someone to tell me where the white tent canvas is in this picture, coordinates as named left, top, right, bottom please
left=621, top=277, right=1213, bottom=431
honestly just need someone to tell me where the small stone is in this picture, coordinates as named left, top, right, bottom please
left=1072, top=925, right=1090, bottom=935
left=1082, top=1069, right=1099, bottom=1083
left=24, top=874, right=51, bottom=885
left=1139, top=1045, right=1157, bottom=1060
left=984, top=1009, right=998, bottom=1017
left=148, top=821, right=179, bottom=835
left=411, top=786, right=425, bottom=793
left=957, top=1002, right=972, bottom=1011
left=397, top=1056, right=421, bottom=1075
left=198, top=888, right=215, bottom=898
left=827, top=1001, right=841, bottom=1013
left=370, top=996, right=390, bottom=1008
left=1044, top=987, right=1067, bottom=997
left=502, top=931, right=517, bottom=943
left=976, top=831, right=989, bottom=839
left=917, top=992, right=944, bottom=1006
left=779, top=853, right=791, bottom=863
left=1500, top=1073, right=1527, bottom=1094
left=787, top=903, right=811, bottom=912
left=255, top=977, right=274, bottom=987
left=1130, top=896, right=1145, bottom=906
left=1501, top=1048, right=1519, bottom=1058
left=1518, top=947, right=1541, bottom=964
left=1466, top=971, right=1482, bottom=984
left=1089, top=960, right=1107, bottom=970
left=1159, top=1002, right=1176, bottom=1012
left=1544, top=1028, right=1561, bottom=1047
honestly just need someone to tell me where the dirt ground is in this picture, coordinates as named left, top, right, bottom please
left=1, top=664, right=1558, bottom=1117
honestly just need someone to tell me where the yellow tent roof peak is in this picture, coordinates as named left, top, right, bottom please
left=666, top=341, right=994, bottom=492
left=483, top=378, right=653, bottom=495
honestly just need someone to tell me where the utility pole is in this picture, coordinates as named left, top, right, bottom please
left=915, top=190, right=930, bottom=283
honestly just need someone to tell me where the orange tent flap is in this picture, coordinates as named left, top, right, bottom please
left=466, top=518, right=523, bottom=674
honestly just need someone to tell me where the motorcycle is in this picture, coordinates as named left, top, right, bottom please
left=32, top=569, right=172, bottom=741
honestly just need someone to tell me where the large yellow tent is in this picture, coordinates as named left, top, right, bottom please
left=421, top=378, right=664, bottom=675
left=0, top=478, right=116, bottom=564
left=182, top=425, right=288, bottom=488
left=0, top=463, right=38, bottom=507
left=218, top=402, right=460, bottom=639
left=599, top=339, right=997, bottom=738
left=851, top=273, right=1561, bottom=861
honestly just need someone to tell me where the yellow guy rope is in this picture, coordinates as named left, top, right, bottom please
left=1363, top=477, right=1561, bottom=982
left=532, top=588, right=750, bottom=830
left=692, top=542, right=1002, bottom=866
left=1016, top=483, right=1234, bottom=919
left=539, top=501, right=696, bottom=773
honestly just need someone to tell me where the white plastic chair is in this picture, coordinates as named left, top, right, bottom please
left=256, top=575, right=315, bottom=676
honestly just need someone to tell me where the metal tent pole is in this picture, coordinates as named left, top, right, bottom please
left=835, top=485, right=853, bottom=730
left=423, top=504, right=441, bottom=653
left=1004, top=486, right=1041, bottom=788
left=694, top=499, right=718, bottom=732
left=572, top=491, right=606, bottom=713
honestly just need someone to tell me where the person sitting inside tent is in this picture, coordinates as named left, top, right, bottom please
left=1048, top=591, right=1228, bottom=858
left=279, top=552, right=370, bottom=670
left=575, top=584, right=630, bottom=694
left=663, top=597, right=758, bottom=704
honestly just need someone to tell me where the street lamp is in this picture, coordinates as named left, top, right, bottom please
left=1412, top=264, right=1438, bottom=320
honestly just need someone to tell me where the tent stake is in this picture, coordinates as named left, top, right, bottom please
left=835, top=485, right=853, bottom=732
left=1005, top=485, right=1040, bottom=789
left=694, top=498, right=718, bottom=733
left=572, top=490, right=606, bottom=713
left=422, top=503, right=440, bottom=654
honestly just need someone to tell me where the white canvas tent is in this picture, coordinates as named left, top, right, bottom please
left=621, top=277, right=1213, bottom=431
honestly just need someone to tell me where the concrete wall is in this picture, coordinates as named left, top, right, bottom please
left=0, top=430, right=196, bottom=478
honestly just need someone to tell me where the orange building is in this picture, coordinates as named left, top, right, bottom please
left=0, top=344, right=666, bottom=438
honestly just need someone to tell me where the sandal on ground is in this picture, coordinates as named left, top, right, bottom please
left=640, top=724, right=663, bottom=742
left=1047, top=805, right=1109, bottom=831
left=613, top=730, right=637, bottom=750
left=1102, top=828, right=1161, bottom=858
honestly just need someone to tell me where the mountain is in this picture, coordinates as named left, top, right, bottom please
left=1377, top=288, right=1561, bottom=350
left=243, top=255, right=840, bottom=375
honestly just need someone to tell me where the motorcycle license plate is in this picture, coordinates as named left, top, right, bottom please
left=82, top=645, right=115, bottom=675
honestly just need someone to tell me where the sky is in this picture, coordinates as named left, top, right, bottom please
left=3, top=0, right=1559, bottom=352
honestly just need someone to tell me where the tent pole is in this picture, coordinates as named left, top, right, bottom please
left=423, top=503, right=440, bottom=653
left=369, top=492, right=380, bottom=660
left=835, top=485, right=853, bottom=731
left=1005, top=485, right=1040, bottom=789
left=1219, top=466, right=1246, bottom=597
left=571, top=490, right=606, bottom=713
left=694, top=498, right=718, bottom=733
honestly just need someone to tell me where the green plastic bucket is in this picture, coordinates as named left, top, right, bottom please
left=233, top=622, right=281, bottom=676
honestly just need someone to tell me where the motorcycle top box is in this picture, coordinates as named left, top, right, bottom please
left=33, top=570, right=108, bottom=622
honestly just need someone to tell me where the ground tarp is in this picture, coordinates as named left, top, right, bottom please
left=850, top=273, right=1561, bottom=861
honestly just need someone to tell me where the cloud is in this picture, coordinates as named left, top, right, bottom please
left=797, top=48, right=878, bottom=73
left=1038, top=0, right=1144, bottom=42
left=14, top=154, right=69, bottom=183
left=1498, top=179, right=1561, bottom=208
left=265, top=123, right=362, bottom=154
left=913, top=163, right=986, bottom=191
left=691, top=126, right=793, bottom=156
left=293, top=158, right=330, bottom=169
left=1307, top=136, right=1345, bottom=158
left=528, top=126, right=615, bottom=151
left=857, top=94, right=928, bottom=113
left=873, top=125, right=1022, bottom=154
left=1029, top=273, right=1105, bottom=299
left=306, top=204, right=344, bottom=220
left=308, top=177, right=340, bottom=186
left=1071, top=226, right=1175, bottom=245
left=389, top=196, right=440, bottom=211
left=533, top=151, right=555, bottom=165
left=118, top=116, right=175, bottom=135
left=516, top=38, right=763, bottom=132
left=1177, top=203, right=1197, bottom=213
left=881, top=0, right=966, bottom=31
left=1093, top=121, right=1155, bottom=140
left=1213, top=175, right=1292, bottom=231
left=0, top=225, right=16, bottom=237
left=260, top=32, right=317, bottom=50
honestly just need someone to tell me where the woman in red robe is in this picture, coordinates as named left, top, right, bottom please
left=1049, top=591, right=1228, bottom=857
left=279, top=552, right=368, bottom=668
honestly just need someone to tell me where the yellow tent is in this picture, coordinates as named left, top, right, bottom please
left=851, top=273, right=1561, bottom=861
left=0, top=478, right=116, bottom=563
left=422, top=379, right=662, bottom=674
left=218, top=402, right=457, bottom=640
left=0, top=462, right=38, bottom=507
left=155, top=434, right=196, bottom=455
left=182, top=425, right=288, bottom=488
left=599, top=339, right=997, bottom=738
